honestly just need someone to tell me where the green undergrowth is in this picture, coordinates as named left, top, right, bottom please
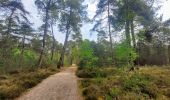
left=0, top=67, right=59, bottom=99
left=77, top=66, right=170, bottom=100
left=77, top=67, right=121, bottom=78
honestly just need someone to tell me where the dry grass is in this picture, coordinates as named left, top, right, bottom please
left=77, top=66, right=170, bottom=100
left=0, top=67, right=59, bottom=99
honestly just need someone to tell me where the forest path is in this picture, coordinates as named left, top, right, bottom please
left=17, top=66, right=82, bottom=100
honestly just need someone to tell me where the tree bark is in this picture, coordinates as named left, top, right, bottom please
left=19, top=35, right=25, bottom=68
left=57, top=8, right=72, bottom=68
left=130, top=19, right=136, bottom=48
left=125, top=20, right=131, bottom=45
left=164, top=45, right=169, bottom=65
left=107, top=0, right=114, bottom=65
left=37, top=0, right=51, bottom=67
left=51, top=23, right=55, bottom=61
left=168, top=45, right=170, bottom=65
left=57, top=29, right=70, bottom=68
left=125, top=0, right=131, bottom=46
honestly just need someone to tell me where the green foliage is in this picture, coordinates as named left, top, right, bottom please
left=80, top=40, right=94, bottom=59
left=115, top=42, right=138, bottom=66
left=77, top=67, right=119, bottom=78
left=0, top=47, right=39, bottom=73
left=78, top=67, right=170, bottom=99
left=79, top=40, right=98, bottom=68
left=77, top=68, right=107, bottom=78
left=122, top=73, right=160, bottom=98
left=82, top=84, right=100, bottom=100
left=24, top=50, right=37, bottom=62
left=108, top=87, right=121, bottom=99
left=12, top=48, right=37, bottom=67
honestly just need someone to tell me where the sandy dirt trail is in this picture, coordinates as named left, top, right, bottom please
left=17, top=67, right=82, bottom=100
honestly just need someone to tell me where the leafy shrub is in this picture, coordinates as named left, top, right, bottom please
left=77, top=68, right=105, bottom=78
left=118, top=92, right=148, bottom=100
left=78, top=67, right=170, bottom=100
left=82, top=85, right=101, bottom=100
left=108, top=88, right=121, bottom=98
left=122, top=73, right=159, bottom=98
left=0, top=84, right=24, bottom=99
left=79, top=40, right=99, bottom=68
left=3, top=48, right=38, bottom=71
left=114, top=42, right=138, bottom=67
left=77, top=67, right=117, bottom=78
left=81, top=79, right=91, bottom=87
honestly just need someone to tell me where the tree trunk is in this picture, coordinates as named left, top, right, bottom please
left=69, top=54, right=73, bottom=65
left=37, top=0, right=51, bottom=67
left=57, top=8, right=72, bottom=69
left=57, top=29, right=70, bottom=68
left=2, top=8, right=16, bottom=67
left=19, top=35, right=25, bottom=68
left=130, top=19, right=136, bottom=48
left=125, top=20, right=131, bottom=45
left=164, top=45, right=169, bottom=65
left=107, top=0, right=114, bottom=65
left=51, top=23, right=55, bottom=61
left=168, top=45, right=170, bottom=65
left=125, top=0, right=131, bottom=46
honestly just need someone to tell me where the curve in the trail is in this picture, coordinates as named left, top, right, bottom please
left=17, top=67, right=82, bottom=100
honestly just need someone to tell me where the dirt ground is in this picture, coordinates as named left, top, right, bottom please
left=17, top=67, right=82, bottom=100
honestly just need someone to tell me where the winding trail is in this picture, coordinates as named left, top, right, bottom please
left=17, top=67, right=82, bottom=100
